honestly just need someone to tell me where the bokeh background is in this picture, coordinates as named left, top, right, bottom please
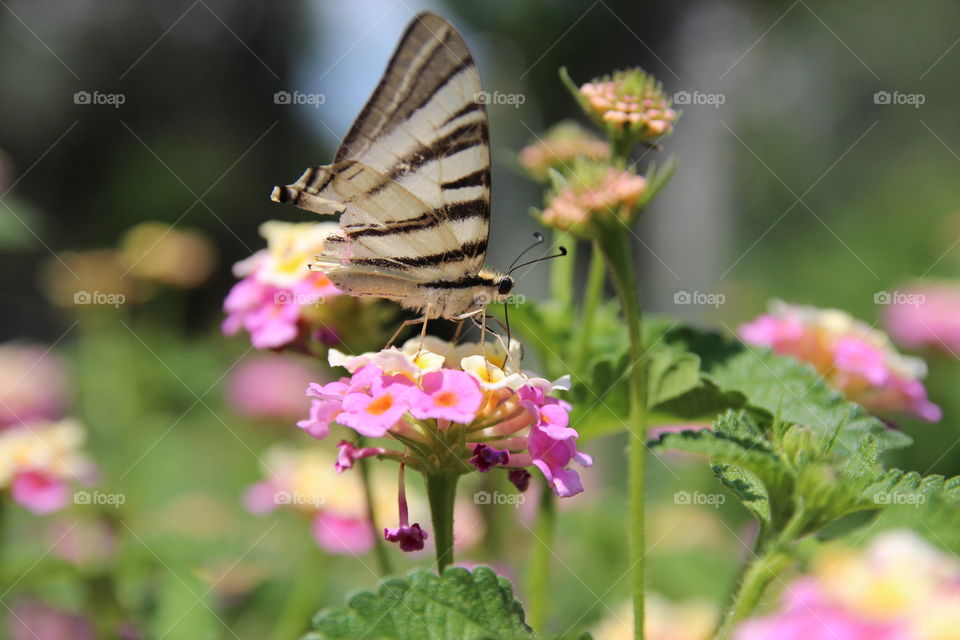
left=3, top=0, right=960, bottom=638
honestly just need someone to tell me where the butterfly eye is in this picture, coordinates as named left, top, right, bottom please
left=497, top=278, right=514, bottom=295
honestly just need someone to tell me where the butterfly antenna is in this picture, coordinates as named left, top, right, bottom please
left=504, top=301, right=511, bottom=353
left=509, top=246, right=568, bottom=274
left=508, top=232, right=546, bottom=272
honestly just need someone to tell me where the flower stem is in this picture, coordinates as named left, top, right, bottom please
left=551, top=229, right=576, bottom=310
left=526, top=481, right=556, bottom=631
left=425, top=472, right=459, bottom=573
left=269, top=546, right=326, bottom=640
left=715, top=510, right=806, bottom=639
left=357, top=444, right=392, bottom=576
left=595, top=229, right=647, bottom=640
left=715, top=548, right=793, bottom=640
left=572, top=245, right=606, bottom=373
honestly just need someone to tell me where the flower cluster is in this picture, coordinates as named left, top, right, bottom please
left=739, top=301, right=941, bottom=422
left=0, top=343, right=94, bottom=514
left=223, top=221, right=342, bottom=350
left=737, top=530, right=960, bottom=640
left=577, top=69, right=678, bottom=141
left=882, top=281, right=960, bottom=354
left=540, top=159, right=648, bottom=237
left=244, top=445, right=388, bottom=554
left=297, top=337, right=591, bottom=551
left=519, top=121, right=611, bottom=181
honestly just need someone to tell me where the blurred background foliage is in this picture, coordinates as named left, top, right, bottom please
left=2, top=0, right=960, bottom=637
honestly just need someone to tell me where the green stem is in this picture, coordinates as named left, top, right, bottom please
left=269, top=548, right=326, bottom=640
left=595, top=229, right=647, bottom=640
left=526, top=481, right=556, bottom=631
left=715, top=510, right=806, bottom=639
left=357, top=446, right=392, bottom=576
left=572, top=246, right=606, bottom=373
left=425, top=473, right=459, bottom=573
left=550, top=229, right=576, bottom=310
left=715, top=548, right=793, bottom=640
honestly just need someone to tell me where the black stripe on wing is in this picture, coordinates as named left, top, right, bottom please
left=347, top=240, right=487, bottom=270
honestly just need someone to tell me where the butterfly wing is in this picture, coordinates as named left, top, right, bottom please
left=271, top=12, right=491, bottom=282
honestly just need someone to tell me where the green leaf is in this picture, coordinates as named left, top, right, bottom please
left=663, top=326, right=911, bottom=454
left=305, top=567, right=539, bottom=640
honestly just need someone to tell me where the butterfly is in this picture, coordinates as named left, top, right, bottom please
left=271, top=12, right=528, bottom=335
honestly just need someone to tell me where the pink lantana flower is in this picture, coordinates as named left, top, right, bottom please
left=736, top=530, right=960, bottom=640
left=410, top=370, right=484, bottom=422
left=243, top=445, right=395, bottom=555
left=222, top=220, right=342, bottom=351
left=739, top=301, right=941, bottom=422
left=0, top=418, right=95, bottom=515
left=882, top=281, right=960, bottom=354
left=575, top=68, right=678, bottom=140
left=11, top=470, right=69, bottom=514
left=297, top=337, right=591, bottom=552
left=540, top=160, right=648, bottom=238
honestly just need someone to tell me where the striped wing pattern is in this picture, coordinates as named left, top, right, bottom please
left=271, top=12, right=491, bottom=283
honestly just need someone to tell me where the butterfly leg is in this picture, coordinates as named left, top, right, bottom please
left=385, top=316, right=429, bottom=349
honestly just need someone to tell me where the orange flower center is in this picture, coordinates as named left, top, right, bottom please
left=366, top=394, right=394, bottom=415
left=434, top=391, right=458, bottom=408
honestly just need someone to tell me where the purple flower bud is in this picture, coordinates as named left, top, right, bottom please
left=470, top=443, right=510, bottom=472
left=384, top=523, right=428, bottom=552
left=508, top=469, right=532, bottom=492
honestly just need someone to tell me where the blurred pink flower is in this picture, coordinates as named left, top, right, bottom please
left=11, top=470, right=69, bottom=514
left=740, top=301, right=941, bottom=422
left=883, top=282, right=960, bottom=354
left=49, top=518, right=118, bottom=569
left=542, top=166, right=648, bottom=235
left=7, top=599, right=95, bottom=640
left=0, top=343, right=68, bottom=429
left=736, top=530, right=960, bottom=640
left=519, top=121, right=611, bottom=181
left=313, top=512, right=374, bottom=554
left=226, top=354, right=321, bottom=421
left=578, top=68, right=678, bottom=140
left=222, top=221, right=342, bottom=351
